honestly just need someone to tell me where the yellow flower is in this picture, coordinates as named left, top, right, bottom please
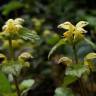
left=2, top=18, right=24, bottom=34
left=74, top=21, right=88, bottom=40
left=58, top=22, right=75, bottom=31
left=75, top=21, right=88, bottom=31
left=18, top=52, right=33, bottom=67
left=84, top=53, right=96, bottom=70
left=14, top=18, right=24, bottom=24
left=58, top=21, right=88, bottom=43
left=58, top=56, right=72, bottom=66
left=18, top=52, right=33, bottom=62
left=0, top=53, right=7, bottom=64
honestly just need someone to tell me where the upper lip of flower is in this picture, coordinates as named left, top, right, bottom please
left=58, top=21, right=75, bottom=31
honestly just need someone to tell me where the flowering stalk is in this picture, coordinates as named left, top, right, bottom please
left=8, top=38, right=21, bottom=96
left=57, top=21, right=89, bottom=95
left=0, top=18, right=37, bottom=96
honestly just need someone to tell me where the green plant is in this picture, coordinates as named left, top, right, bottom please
left=0, top=18, right=40, bottom=96
left=49, top=21, right=96, bottom=96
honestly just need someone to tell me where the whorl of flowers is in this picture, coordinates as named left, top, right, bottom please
left=58, top=21, right=88, bottom=43
left=2, top=18, right=24, bottom=34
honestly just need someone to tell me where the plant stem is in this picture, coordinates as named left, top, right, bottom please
left=72, top=44, right=78, bottom=64
left=13, top=75, right=21, bottom=96
left=8, top=38, right=14, bottom=60
left=90, top=68, right=94, bottom=95
left=72, top=44, right=87, bottom=96
left=8, top=38, right=21, bottom=96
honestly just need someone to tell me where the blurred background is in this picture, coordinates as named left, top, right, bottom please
left=0, top=0, right=96, bottom=96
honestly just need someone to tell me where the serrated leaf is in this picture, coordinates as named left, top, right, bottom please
left=0, top=72, right=11, bottom=93
left=19, top=28, right=40, bottom=43
left=54, top=87, right=75, bottom=96
left=65, top=64, right=89, bottom=77
left=2, top=63, right=22, bottom=76
left=48, top=38, right=67, bottom=59
left=2, top=61, right=23, bottom=76
left=1, top=1, right=23, bottom=15
left=63, top=75, right=77, bottom=86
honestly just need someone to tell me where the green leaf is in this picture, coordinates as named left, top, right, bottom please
left=0, top=72, right=11, bottom=93
left=84, top=38, right=96, bottom=49
left=19, top=28, right=40, bottom=43
left=1, top=1, right=23, bottom=15
left=63, top=75, right=77, bottom=86
left=43, top=30, right=60, bottom=45
left=86, top=16, right=96, bottom=27
left=54, top=87, right=75, bottom=96
left=48, top=38, right=67, bottom=59
left=19, top=79, right=35, bottom=90
left=45, top=34, right=60, bottom=45
left=3, top=93, right=17, bottom=96
left=65, top=64, right=89, bottom=78
left=2, top=62, right=22, bottom=76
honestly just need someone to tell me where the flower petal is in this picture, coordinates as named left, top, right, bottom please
left=76, top=21, right=88, bottom=28
left=58, top=56, right=72, bottom=66
left=58, top=22, right=75, bottom=30
left=76, top=27, right=87, bottom=33
left=14, top=18, right=24, bottom=24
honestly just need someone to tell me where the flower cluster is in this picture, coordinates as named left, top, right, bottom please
left=2, top=18, right=24, bottom=35
left=0, top=52, right=33, bottom=75
left=58, top=21, right=88, bottom=44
